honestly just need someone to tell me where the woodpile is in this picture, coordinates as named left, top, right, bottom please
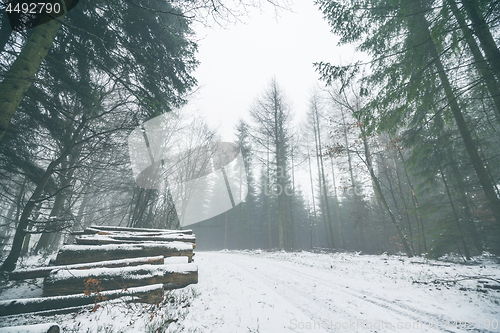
left=2, top=225, right=197, bottom=319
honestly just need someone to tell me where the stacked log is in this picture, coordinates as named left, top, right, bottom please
left=54, top=242, right=194, bottom=265
left=9, top=256, right=165, bottom=280
left=3, top=225, right=197, bottom=318
left=0, top=284, right=164, bottom=316
left=0, top=323, right=60, bottom=333
left=43, top=264, right=197, bottom=296
left=45, top=226, right=197, bottom=294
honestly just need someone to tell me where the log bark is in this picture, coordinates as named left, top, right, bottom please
left=86, top=226, right=193, bottom=235
left=0, top=284, right=164, bottom=316
left=446, top=0, right=500, bottom=121
left=74, top=237, right=139, bottom=245
left=461, top=0, right=500, bottom=82
left=360, top=129, right=414, bottom=257
left=74, top=237, right=196, bottom=249
left=43, top=264, right=197, bottom=296
left=54, top=243, right=194, bottom=265
left=0, top=11, right=68, bottom=143
left=75, top=233, right=196, bottom=245
left=423, top=19, right=500, bottom=224
left=0, top=323, right=60, bottom=333
left=9, top=256, right=164, bottom=280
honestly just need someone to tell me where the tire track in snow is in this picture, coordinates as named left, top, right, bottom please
left=187, top=252, right=331, bottom=333
left=210, top=252, right=497, bottom=333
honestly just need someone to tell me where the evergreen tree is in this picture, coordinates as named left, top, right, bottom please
left=0, top=0, right=198, bottom=271
left=249, top=78, right=294, bottom=250
left=314, top=0, right=500, bottom=250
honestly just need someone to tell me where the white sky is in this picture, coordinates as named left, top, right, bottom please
left=180, top=0, right=365, bottom=204
left=185, top=0, right=357, bottom=142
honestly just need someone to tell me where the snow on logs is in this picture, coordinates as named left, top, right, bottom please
left=57, top=226, right=196, bottom=264
left=4, top=226, right=197, bottom=317
left=83, top=225, right=193, bottom=235
left=9, top=256, right=165, bottom=280
left=49, top=227, right=197, bottom=295
left=0, top=284, right=165, bottom=316
left=0, top=323, right=60, bottom=333
left=43, top=264, right=198, bottom=297
left=54, top=242, right=194, bottom=265
left=74, top=233, right=196, bottom=245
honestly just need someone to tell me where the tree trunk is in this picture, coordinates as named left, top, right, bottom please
left=437, top=160, right=471, bottom=260
left=448, top=0, right=500, bottom=121
left=314, top=103, right=335, bottom=248
left=370, top=142, right=387, bottom=253
left=313, top=118, right=331, bottom=248
left=266, top=140, right=272, bottom=249
left=392, top=152, right=415, bottom=254
left=34, top=159, right=70, bottom=254
left=1, top=118, right=86, bottom=271
left=273, top=92, right=287, bottom=250
left=307, top=151, right=320, bottom=248
left=0, top=177, right=26, bottom=254
left=65, top=190, right=90, bottom=245
left=0, top=13, right=67, bottom=143
left=460, top=0, right=500, bottom=83
left=330, top=157, right=344, bottom=248
left=361, top=130, right=414, bottom=257
left=0, top=9, right=13, bottom=53
left=289, top=144, right=296, bottom=249
left=446, top=148, right=483, bottom=254
left=398, top=150, right=427, bottom=253
left=341, top=106, right=363, bottom=250
left=381, top=156, right=405, bottom=229
left=420, top=12, right=500, bottom=225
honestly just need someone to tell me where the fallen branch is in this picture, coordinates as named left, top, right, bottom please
left=410, top=261, right=451, bottom=267
left=414, top=275, right=500, bottom=286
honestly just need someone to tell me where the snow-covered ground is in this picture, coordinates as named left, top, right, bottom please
left=1, top=250, right=499, bottom=332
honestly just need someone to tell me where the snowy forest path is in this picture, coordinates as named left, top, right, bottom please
left=183, top=251, right=499, bottom=333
